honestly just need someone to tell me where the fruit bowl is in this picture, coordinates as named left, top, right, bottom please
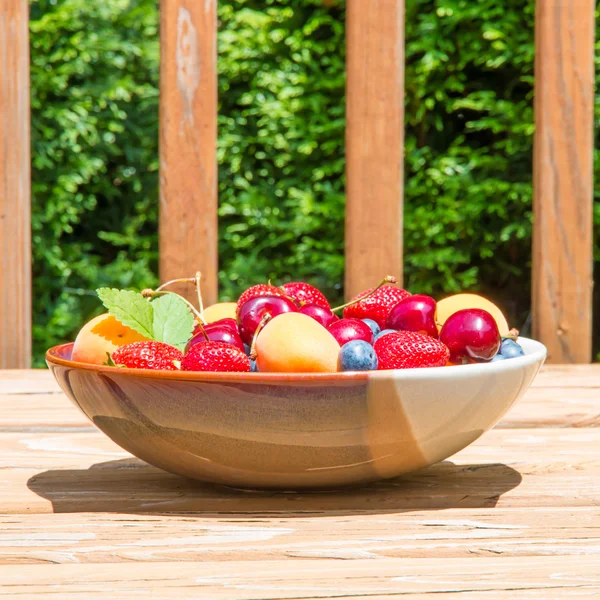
left=46, top=337, right=546, bottom=489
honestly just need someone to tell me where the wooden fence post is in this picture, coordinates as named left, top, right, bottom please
left=159, top=0, right=218, bottom=305
left=0, top=0, right=31, bottom=368
left=532, top=0, right=595, bottom=363
left=345, top=0, right=405, bottom=298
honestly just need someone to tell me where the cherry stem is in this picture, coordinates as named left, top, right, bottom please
left=331, top=275, right=398, bottom=313
left=506, top=328, right=520, bottom=341
left=156, top=277, right=196, bottom=293
left=142, top=289, right=205, bottom=323
left=194, top=271, right=206, bottom=321
left=194, top=319, right=210, bottom=342
left=249, top=313, right=272, bottom=360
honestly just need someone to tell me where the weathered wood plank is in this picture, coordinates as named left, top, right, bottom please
left=1, top=507, right=598, bottom=564
left=532, top=0, right=595, bottom=363
left=0, top=556, right=598, bottom=598
left=0, top=370, right=61, bottom=394
left=0, top=0, right=31, bottom=369
left=5, top=428, right=600, bottom=514
left=159, top=0, right=218, bottom=305
left=345, top=0, right=405, bottom=297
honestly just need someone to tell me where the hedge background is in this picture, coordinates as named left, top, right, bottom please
left=30, top=0, right=600, bottom=365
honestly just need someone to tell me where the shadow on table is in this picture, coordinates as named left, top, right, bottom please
left=27, top=458, right=522, bottom=515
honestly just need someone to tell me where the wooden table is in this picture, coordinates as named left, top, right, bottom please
left=1, top=366, right=599, bottom=598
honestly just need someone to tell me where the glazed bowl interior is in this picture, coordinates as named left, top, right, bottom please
left=46, top=338, right=546, bottom=489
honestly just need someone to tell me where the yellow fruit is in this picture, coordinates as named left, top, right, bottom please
left=256, top=312, right=340, bottom=373
left=435, top=294, right=509, bottom=336
left=71, top=313, right=149, bottom=365
left=202, top=302, right=237, bottom=323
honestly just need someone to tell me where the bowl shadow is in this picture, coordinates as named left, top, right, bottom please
left=27, top=458, right=522, bottom=516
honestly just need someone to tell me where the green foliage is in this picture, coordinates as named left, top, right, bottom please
left=30, top=0, right=600, bottom=365
left=30, top=0, right=160, bottom=364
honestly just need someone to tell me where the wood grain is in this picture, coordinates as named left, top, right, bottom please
left=1, top=507, right=598, bottom=564
left=159, top=0, right=218, bottom=305
left=6, top=427, right=600, bottom=514
left=1, top=367, right=600, bottom=596
left=0, top=556, right=598, bottom=598
left=0, top=0, right=31, bottom=369
left=345, top=0, right=405, bottom=297
left=532, top=0, right=595, bottom=363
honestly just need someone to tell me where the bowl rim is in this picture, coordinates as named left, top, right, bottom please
left=46, top=337, right=547, bottom=384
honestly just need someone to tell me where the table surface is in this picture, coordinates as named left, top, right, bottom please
left=0, top=366, right=599, bottom=599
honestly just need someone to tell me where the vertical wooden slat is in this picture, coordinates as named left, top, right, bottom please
left=0, top=0, right=31, bottom=368
left=345, top=0, right=405, bottom=298
left=532, top=0, right=595, bottom=363
left=159, top=0, right=218, bottom=305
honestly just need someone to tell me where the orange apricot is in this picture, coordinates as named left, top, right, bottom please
left=202, top=302, right=237, bottom=324
left=71, top=313, right=150, bottom=365
left=255, top=312, right=340, bottom=373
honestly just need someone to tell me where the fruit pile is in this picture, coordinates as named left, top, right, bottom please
left=71, top=275, right=524, bottom=373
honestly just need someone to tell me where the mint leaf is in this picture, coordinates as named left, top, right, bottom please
left=151, top=293, right=195, bottom=351
left=96, top=288, right=154, bottom=339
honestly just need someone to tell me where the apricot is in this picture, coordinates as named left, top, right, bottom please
left=202, top=302, right=237, bottom=324
left=435, top=294, right=509, bottom=337
left=255, top=312, right=340, bottom=373
left=71, top=313, right=150, bottom=365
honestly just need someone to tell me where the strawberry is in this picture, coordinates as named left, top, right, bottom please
left=374, top=331, right=449, bottom=370
left=280, top=282, right=330, bottom=308
left=343, top=285, right=411, bottom=328
left=111, top=341, right=183, bottom=370
left=236, top=284, right=286, bottom=315
left=182, top=341, right=251, bottom=372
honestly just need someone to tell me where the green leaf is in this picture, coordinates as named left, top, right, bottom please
left=96, top=288, right=154, bottom=339
left=151, top=293, right=195, bottom=351
left=104, top=352, right=117, bottom=367
left=103, top=352, right=125, bottom=368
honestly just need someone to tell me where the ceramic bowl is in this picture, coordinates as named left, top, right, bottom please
left=46, top=338, right=546, bottom=489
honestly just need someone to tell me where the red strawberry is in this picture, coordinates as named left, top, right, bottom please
left=236, top=284, right=285, bottom=315
left=182, top=341, right=251, bottom=372
left=112, top=341, right=183, bottom=371
left=280, top=282, right=330, bottom=308
left=374, top=331, right=449, bottom=370
left=343, top=285, right=411, bottom=328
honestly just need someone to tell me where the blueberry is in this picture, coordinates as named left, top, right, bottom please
left=244, top=344, right=252, bottom=357
left=374, top=329, right=396, bottom=343
left=338, top=340, right=378, bottom=372
left=362, top=318, right=381, bottom=339
left=250, top=359, right=259, bottom=372
left=500, top=339, right=524, bottom=359
left=491, top=353, right=506, bottom=362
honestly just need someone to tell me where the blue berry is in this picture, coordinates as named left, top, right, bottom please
left=250, top=359, right=259, bottom=372
left=244, top=344, right=252, bottom=357
left=338, top=340, right=378, bottom=372
left=491, top=353, right=506, bottom=362
left=362, top=318, right=381, bottom=339
left=374, top=329, right=396, bottom=343
left=500, top=339, right=524, bottom=359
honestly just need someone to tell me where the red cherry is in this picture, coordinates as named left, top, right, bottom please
left=327, top=318, right=373, bottom=346
left=194, top=318, right=237, bottom=336
left=386, top=294, right=438, bottom=338
left=238, top=295, right=297, bottom=345
left=299, top=303, right=338, bottom=327
left=188, top=319, right=245, bottom=353
left=439, top=308, right=501, bottom=362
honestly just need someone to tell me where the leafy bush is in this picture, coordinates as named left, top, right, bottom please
left=30, top=0, right=599, bottom=365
